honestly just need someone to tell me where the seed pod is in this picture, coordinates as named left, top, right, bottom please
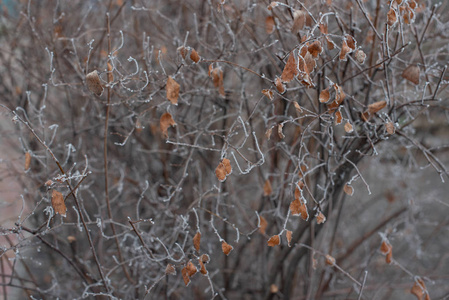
left=86, top=70, right=104, bottom=96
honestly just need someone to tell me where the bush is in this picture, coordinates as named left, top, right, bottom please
left=1, top=0, right=448, bottom=299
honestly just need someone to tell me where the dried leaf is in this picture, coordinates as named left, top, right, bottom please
left=325, top=254, right=336, bottom=266
left=259, top=216, right=268, bottom=234
left=200, top=254, right=210, bottom=263
left=308, top=40, right=323, bottom=58
left=326, top=36, right=335, bottom=50
left=181, top=267, right=190, bottom=286
left=286, top=230, right=292, bottom=247
left=316, top=211, right=326, bottom=224
left=295, top=181, right=304, bottom=199
left=193, top=232, right=201, bottom=252
left=107, top=62, right=114, bottom=82
left=265, top=16, right=275, bottom=34
left=344, top=122, right=353, bottom=133
left=51, top=190, right=67, bottom=217
left=190, top=49, right=200, bottom=63
left=319, top=88, right=330, bottom=103
left=303, top=52, right=316, bottom=74
left=165, top=263, right=176, bottom=275
left=268, top=1, right=279, bottom=10
left=166, top=76, right=180, bottom=105
left=262, top=89, right=274, bottom=100
left=291, top=10, right=306, bottom=33
left=343, top=184, right=354, bottom=196
left=299, top=202, right=309, bottom=220
left=281, top=53, right=298, bottom=83
left=339, top=40, right=351, bottom=61
left=278, top=123, right=285, bottom=139
left=178, top=46, right=188, bottom=59
left=319, top=23, right=328, bottom=34
left=293, top=102, right=303, bottom=115
left=411, top=278, right=428, bottom=300
left=160, top=113, right=176, bottom=138
left=86, top=70, right=103, bottom=96
left=355, top=49, right=366, bottom=64
left=267, top=235, right=280, bottom=247
left=263, top=179, right=272, bottom=196
left=222, top=158, right=232, bottom=175
left=266, top=127, right=273, bottom=140
left=387, top=8, right=398, bottom=26
left=211, top=67, right=225, bottom=96
left=45, top=180, right=53, bottom=186
left=25, top=152, right=31, bottom=171
left=335, top=110, right=343, bottom=125
left=386, top=122, right=395, bottom=134
left=345, top=35, right=357, bottom=50
left=275, top=76, right=286, bottom=94
left=270, top=284, right=279, bottom=293
left=222, top=241, right=233, bottom=255
left=290, top=199, right=302, bottom=216
left=402, top=65, right=420, bottom=85
left=380, top=241, right=393, bottom=264
left=199, top=258, right=208, bottom=275
left=186, top=261, right=197, bottom=277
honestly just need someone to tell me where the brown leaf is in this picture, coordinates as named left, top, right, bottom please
left=215, top=163, right=227, bottom=182
left=222, top=158, right=232, bottom=175
left=160, top=112, right=176, bottom=138
left=165, top=263, right=176, bottom=275
left=335, top=110, right=343, bottom=125
left=199, top=258, right=208, bottom=275
left=316, top=211, right=326, bottom=224
left=411, top=278, right=428, bottom=300
left=380, top=241, right=393, bottom=264
left=263, top=179, right=272, bottom=196
left=319, top=23, right=328, bottom=34
left=299, top=202, right=309, bottom=220
left=281, top=53, right=298, bottom=83
left=25, top=152, right=31, bottom=171
left=222, top=241, right=233, bottom=255
left=265, top=16, right=275, bottom=34
left=186, top=261, right=197, bottom=277
left=293, top=102, right=303, bottom=115
left=386, top=122, right=395, bottom=134
left=86, top=70, right=103, bottom=96
left=51, top=190, right=67, bottom=216
left=211, top=67, right=225, bottom=96
left=181, top=267, right=190, bottom=286
left=345, top=35, right=357, bottom=50
left=325, top=254, right=336, bottom=266
left=326, top=36, right=335, bottom=50
left=107, top=62, right=114, bottom=82
left=166, top=76, right=180, bottom=105
left=343, top=184, right=354, bottom=196
left=178, top=46, right=188, bottom=59
left=262, top=89, right=274, bottom=100
left=267, top=235, right=280, bottom=247
left=387, top=8, right=398, bottom=26
left=275, top=77, right=286, bottom=94
left=344, top=122, right=353, bottom=133
left=291, top=10, right=306, bottom=33
left=402, top=65, right=420, bottom=85
left=295, top=181, right=304, bottom=199
left=339, top=40, right=351, bottom=61
left=290, top=198, right=302, bottom=216
left=268, top=1, right=279, bottom=10
left=369, top=100, right=387, bottom=114
left=190, top=49, right=200, bottom=63
left=308, top=40, right=323, bottom=58
left=193, top=232, right=201, bottom=252
left=303, top=52, right=316, bottom=74
left=319, top=88, right=330, bottom=103
left=286, top=230, right=292, bottom=247
left=278, top=123, right=285, bottom=139
left=259, top=216, right=268, bottom=234
left=265, top=127, right=273, bottom=140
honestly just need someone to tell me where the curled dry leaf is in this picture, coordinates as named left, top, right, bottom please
left=190, top=49, right=200, bottom=63
left=259, top=216, right=268, bottom=234
left=278, top=123, right=285, bottom=139
left=45, top=180, right=53, bottom=186
left=386, top=122, right=395, bottom=134
left=335, top=110, right=343, bottom=125
left=199, top=258, right=208, bottom=275
left=275, top=77, right=286, bottom=94
left=186, top=261, right=197, bottom=277
left=339, top=40, right=351, bottom=61
left=222, top=241, right=233, bottom=255
left=177, top=46, right=188, bottom=59
left=316, top=211, right=326, bottom=224
left=265, top=127, right=273, bottom=140
left=380, top=241, right=393, bottom=264
left=299, top=202, right=309, bottom=221
left=286, top=230, right=292, bottom=247
left=263, top=179, right=272, bottom=196
left=107, top=62, right=114, bottom=82
left=51, top=190, right=67, bottom=217
left=293, top=102, right=303, bottom=115
left=319, top=88, right=330, bottom=103
left=166, top=76, right=180, bottom=105
left=387, top=8, right=398, bottom=26
left=160, top=112, right=176, bottom=138
left=262, top=89, right=274, bottom=100
left=402, top=65, right=420, bottom=85
left=345, top=35, right=357, bottom=50
left=308, top=40, right=323, bottom=58
left=343, top=184, right=354, bottom=196
left=355, top=49, right=366, bottom=64
left=325, top=254, right=336, bottom=266
left=193, top=232, right=201, bottom=252
left=369, top=100, right=387, bottom=114
left=25, top=152, right=31, bottom=171
left=210, top=67, right=225, bottom=96
left=165, top=263, right=176, bottom=275
left=344, top=122, right=353, bottom=133
left=326, top=36, right=335, bottom=50
left=267, top=234, right=280, bottom=247
left=295, top=181, right=304, bottom=199
left=86, top=70, right=103, bottom=96
left=222, top=158, right=232, bottom=175
left=265, top=16, right=275, bottom=34
left=290, top=199, right=302, bottom=216
left=411, top=278, right=429, bottom=300
left=181, top=267, right=190, bottom=286
left=281, top=53, right=298, bottom=83
left=291, top=10, right=306, bottom=33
